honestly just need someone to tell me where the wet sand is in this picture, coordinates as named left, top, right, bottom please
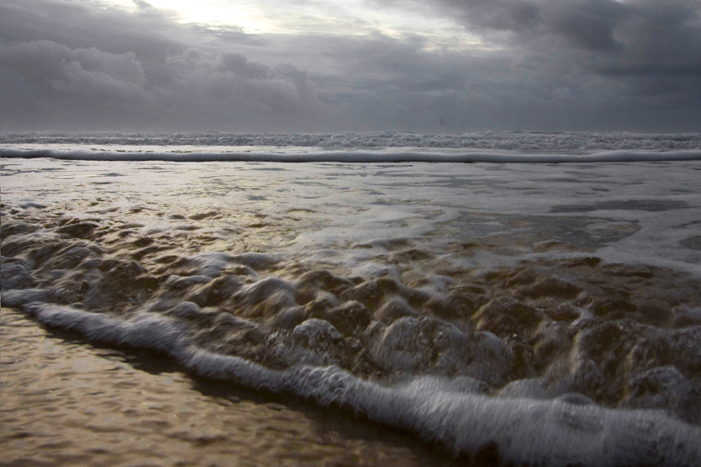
left=0, top=307, right=464, bottom=467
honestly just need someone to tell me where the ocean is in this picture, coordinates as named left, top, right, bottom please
left=2, top=131, right=701, bottom=466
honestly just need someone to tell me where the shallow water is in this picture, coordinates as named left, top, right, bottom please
left=0, top=307, right=464, bottom=467
left=2, top=158, right=701, bottom=466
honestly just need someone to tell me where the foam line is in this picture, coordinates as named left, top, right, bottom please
left=21, top=303, right=701, bottom=467
left=3, top=147, right=701, bottom=163
left=2, top=131, right=700, bottom=151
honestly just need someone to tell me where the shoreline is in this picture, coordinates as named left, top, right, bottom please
left=3, top=157, right=701, bottom=466
left=0, top=307, right=462, bottom=467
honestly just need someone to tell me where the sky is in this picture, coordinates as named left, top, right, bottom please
left=1, top=0, right=700, bottom=133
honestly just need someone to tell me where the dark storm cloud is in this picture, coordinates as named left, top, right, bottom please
left=0, top=0, right=324, bottom=131
left=1, top=40, right=149, bottom=100
left=426, top=0, right=628, bottom=51
left=0, top=39, right=325, bottom=131
left=0, top=0, right=184, bottom=59
left=420, top=0, right=701, bottom=82
left=295, top=32, right=590, bottom=130
left=0, top=0, right=699, bottom=132
left=365, top=0, right=701, bottom=129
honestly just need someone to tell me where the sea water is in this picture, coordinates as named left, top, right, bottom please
left=2, top=131, right=701, bottom=466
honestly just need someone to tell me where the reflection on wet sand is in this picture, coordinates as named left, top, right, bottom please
left=0, top=308, right=462, bottom=467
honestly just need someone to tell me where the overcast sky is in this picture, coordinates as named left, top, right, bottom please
left=1, top=0, right=700, bottom=133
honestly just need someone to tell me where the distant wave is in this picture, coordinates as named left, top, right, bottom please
left=2, top=147, right=701, bottom=163
left=3, top=131, right=700, bottom=162
left=2, top=131, right=701, bottom=151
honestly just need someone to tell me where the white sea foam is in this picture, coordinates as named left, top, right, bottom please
left=2, top=146, right=701, bottom=163
left=2, top=130, right=701, bottom=151
left=2, top=130, right=700, bottom=162
left=19, top=302, right=701, bottom=467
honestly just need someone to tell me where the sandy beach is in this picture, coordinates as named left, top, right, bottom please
left=1, top=306, right=467, bottom=467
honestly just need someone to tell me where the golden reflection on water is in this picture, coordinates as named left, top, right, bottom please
left=0, top=308, right=462, bottom=467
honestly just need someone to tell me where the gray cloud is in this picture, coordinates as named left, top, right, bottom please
left=1, top=40, right=149, bottom=100
left=419, top=0, right=701, bottom=75
left=0, top=39, right=325, bottom=131
left=364, top=0, right=701, bottom=129
left=1, top=0, right=699, bottom=132
left=0, top=1, right=325, bottom=131
left=1, top=0, right=183, bottom=58
left=158, top=48, right=325, bottom=124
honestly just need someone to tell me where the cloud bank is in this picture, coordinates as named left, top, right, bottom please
left=1, top=0, right=699, bottom=132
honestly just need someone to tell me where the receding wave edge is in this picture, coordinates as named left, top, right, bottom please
left=17, top=302, right=701, bottom=467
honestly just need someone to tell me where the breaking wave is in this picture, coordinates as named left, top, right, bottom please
left=2, top=130, right=700, bottom=162
left=11, top=302, right=701, bottom=467
left=3, top=130, right=701, bottom=150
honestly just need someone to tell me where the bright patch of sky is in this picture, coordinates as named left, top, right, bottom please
left=104, top=0, right=483, bottom=50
